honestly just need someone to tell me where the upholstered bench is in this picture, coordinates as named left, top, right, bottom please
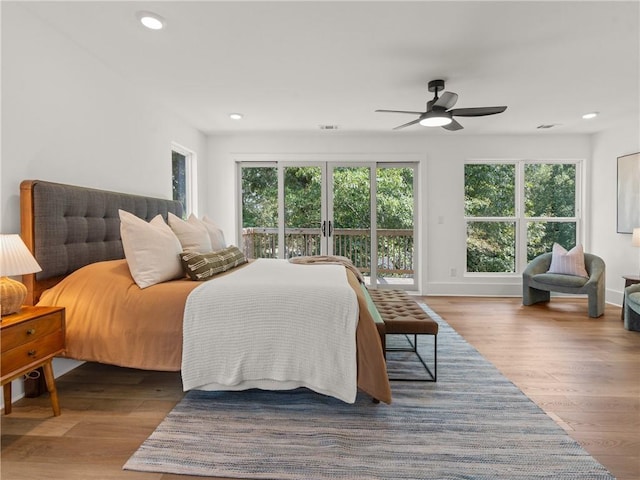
left=364, top=288, right=438, bottom=381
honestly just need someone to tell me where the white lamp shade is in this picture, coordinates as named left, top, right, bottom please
left=633, top=228, right=640, bottom=247
left=0, top=234, right=42, bottom=276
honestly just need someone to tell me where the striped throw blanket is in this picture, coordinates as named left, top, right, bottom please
left=289, top=255, right=365, bottom=283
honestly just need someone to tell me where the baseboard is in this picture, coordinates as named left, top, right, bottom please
left=423, top=283, right=624, bottom=308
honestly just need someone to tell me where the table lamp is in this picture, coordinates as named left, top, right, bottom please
left=1, top=234, right=42, bottom=316
left=633, top=228, right=640, bottom=276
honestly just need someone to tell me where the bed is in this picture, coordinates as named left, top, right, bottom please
left=20, top=180, right=391, bottom=404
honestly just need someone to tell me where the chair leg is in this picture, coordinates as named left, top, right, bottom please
left=523, top=285, right=550, bottom=306
left=588, top=292, right=604, bottom=318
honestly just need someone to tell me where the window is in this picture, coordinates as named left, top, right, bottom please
left=239, top=161, right=418, bottom=289
left=240, top=164, right=279, bottom=258
left=465, top=160, right=581, bottom=274
left=171, top=143, right=197, bottom=217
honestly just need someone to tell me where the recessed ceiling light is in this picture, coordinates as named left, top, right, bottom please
left=136, top=11, right=165, bottom=30
left=229, top=113, right=244, bottom=120
left=582, top=112, right=598, bottom=120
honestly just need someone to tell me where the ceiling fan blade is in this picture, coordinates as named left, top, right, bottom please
left=392, top=118, right=421, bottom=130
left=449, top=106, right=507, bottom=117
left=376, top=109, right=424, bottom=115
left=443, top=119, right=463, bottom=131
left=433, top=92, right=458, bottom=110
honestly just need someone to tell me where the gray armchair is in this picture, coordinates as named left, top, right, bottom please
left=623, top=283, right=640, bottom=331
left=522, top=252, right=605, bottom=318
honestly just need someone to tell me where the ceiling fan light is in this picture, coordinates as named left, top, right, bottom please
left=419, top=115, right=452, bottom=127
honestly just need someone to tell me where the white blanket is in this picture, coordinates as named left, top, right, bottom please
left=181, top=258, right=359, bottom=403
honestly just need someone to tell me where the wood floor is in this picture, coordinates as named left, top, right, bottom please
left=1, top=297, right=639, bottom=480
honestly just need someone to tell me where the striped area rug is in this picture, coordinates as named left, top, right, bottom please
left=124, top=303, right=615, bottom=479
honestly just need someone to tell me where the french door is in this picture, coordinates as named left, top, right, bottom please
left=239, top=161, right=417, bottom=289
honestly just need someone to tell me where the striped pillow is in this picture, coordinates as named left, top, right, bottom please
left=180, top=246, right=247, bottom=281
left=547, top=243, right=588, bottom=278
left=180, top=245, right=247, bottom=280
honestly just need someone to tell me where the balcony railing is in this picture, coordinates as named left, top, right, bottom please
left=242, top=227, right=414, bottom=277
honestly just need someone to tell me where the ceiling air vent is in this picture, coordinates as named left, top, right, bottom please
left=319, top=125, right=339, bottom=130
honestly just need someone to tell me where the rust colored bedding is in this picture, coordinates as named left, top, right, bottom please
left=37, top=259, right=391, bottom=403
left=39, top=260, right=198, bottom=371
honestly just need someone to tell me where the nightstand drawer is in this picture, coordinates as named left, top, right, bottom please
left=1, top=330, right=65, bottom=379
left=1, top=310, right=64, bottom=352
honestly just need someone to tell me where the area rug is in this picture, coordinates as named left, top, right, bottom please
left=124, top=303, right=615, bottom=479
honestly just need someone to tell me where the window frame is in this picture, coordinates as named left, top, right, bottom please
left=464, top=158, right=584, bottom=276
left=236, top=158, right=420, bottom=290
left=171, top=142, right=198, bottom=217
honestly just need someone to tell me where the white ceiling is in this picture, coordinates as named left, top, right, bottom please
left=17, top=1, right=640, bottom=135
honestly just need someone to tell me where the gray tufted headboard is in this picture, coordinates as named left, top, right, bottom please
left=20, top=180, right=183, bottom=304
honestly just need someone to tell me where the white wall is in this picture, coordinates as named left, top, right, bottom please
left=591, top=122, right=640, bottom=306
left=1, top=3, right=208, bottom=234
left=206, top=132, right=592, bottom=297
left=0, top=4, right=207, bottom=404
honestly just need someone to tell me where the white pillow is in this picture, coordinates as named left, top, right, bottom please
left=202, top=215, right=227, bottom=251
left=547, top=243, right=588, bottom=278
left=119, top=210, right=184, bottom=288
left=167, top=212, right=213, bottom=253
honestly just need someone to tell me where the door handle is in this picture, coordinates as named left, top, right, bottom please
left=321, top=220, right=326, bottom=237
left=328, top=221, right=333, bottom=237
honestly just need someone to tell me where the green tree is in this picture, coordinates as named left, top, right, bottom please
left=525, top=164, right=576, bottom=260
left=172, top=151, right=187, bottom=216
left=465, top=162, right=578, bottom=272
left=284, top=166, right=322, bottom=228
left=333, top=167, right=370, bottom=229
left=465, top=164, right=515, bottom=217
left=465, top=164, right=516, bottom=272
left=241, top=165, right=415, bottom=273
left=377, top=168, right=414, bottom=229
left=242, top=167, right=278, bottom=228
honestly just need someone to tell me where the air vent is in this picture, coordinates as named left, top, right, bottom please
left=536, top=124, right=560, bottom=129
left=319, top=125, right=339, bottom=130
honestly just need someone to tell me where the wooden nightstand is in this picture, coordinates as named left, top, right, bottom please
left=1, top=306, right=65, bottom=416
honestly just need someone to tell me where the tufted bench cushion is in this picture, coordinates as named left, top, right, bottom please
left=365, top=288, right=438, bottom=381
left=373, top=301, right=439, bottom=336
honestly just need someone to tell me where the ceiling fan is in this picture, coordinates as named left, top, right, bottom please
left=376, top=79, right=507, bottom=131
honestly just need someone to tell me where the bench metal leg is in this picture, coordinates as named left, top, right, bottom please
left=386, top=334, right=437, bottom=382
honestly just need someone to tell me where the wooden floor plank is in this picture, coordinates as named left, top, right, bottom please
left=1, top=296, right=638, bottom=480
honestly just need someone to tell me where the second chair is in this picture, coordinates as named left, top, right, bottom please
left=522, top=251, right=606, bottom=318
